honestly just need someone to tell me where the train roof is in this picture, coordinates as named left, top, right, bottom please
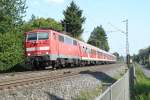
left=26, top=29, right=115, bottom=57
left=25, top=29, right=51, bottom=34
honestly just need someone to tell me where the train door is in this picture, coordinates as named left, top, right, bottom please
left=50, top=32, right=59, bottom=60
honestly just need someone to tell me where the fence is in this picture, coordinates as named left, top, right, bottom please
left=95, top=69, right=131, bottom=100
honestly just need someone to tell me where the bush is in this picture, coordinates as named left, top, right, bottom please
left=0, top=31, right=24, bottom=71
left=132, top=63, right=150, bottom=100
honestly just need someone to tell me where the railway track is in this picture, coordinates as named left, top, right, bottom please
left=0, top=70, right=78, bottom=90
left=0, top=63, right=126, bottom=90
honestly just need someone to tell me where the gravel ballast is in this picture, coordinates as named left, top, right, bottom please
left=0, top=64, right=126, bottom=100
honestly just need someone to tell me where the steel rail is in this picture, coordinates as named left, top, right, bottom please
left=0, top=71, right=78, bottom=90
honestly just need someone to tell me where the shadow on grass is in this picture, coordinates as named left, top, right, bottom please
left=79, top=70, right=116, bottom=83
left=45, top=92, right=63, bottom=100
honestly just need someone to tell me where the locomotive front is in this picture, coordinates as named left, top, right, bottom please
left=25, top=30, right=51, bottom=68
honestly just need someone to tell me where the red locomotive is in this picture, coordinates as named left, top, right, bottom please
left=25, top=29, right=116, bottom=69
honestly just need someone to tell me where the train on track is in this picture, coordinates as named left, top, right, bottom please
left=25, top=29, right=116, bottom=69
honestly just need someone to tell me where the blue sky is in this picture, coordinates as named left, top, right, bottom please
left=25, top=0, right=150, bottom=56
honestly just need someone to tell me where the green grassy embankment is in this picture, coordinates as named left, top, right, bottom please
left=132, top=63, right=150, bottom=100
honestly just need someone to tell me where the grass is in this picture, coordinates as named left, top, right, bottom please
left=74, top=84, right=102, bottom=100
left=132, top=63, right=150, bottom=100
left=74, top=68, right=127, bottom=100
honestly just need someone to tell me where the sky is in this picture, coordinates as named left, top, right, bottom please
left=24, top=0, right=150, bottom=56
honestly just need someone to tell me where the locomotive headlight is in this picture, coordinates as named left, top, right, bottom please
left=46, top=52, right=49, bottom=54
left=27, top=53, right=31, bottom=56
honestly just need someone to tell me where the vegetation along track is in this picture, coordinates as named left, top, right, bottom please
left=0, top=63, right=125, bottom=90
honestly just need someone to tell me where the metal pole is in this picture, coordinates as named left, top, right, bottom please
left=126, top=19, right=129, bottom=55
left=108, top=20, right=130, bottom=67
left=123, top=19, right=130, bottom=67
left=64, top=22, right=67, bottom=32
left=149, top=54, right=150, bottom=65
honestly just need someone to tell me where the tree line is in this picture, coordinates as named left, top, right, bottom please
left=133, top=46, right=150, bottom=67
left=0, top=0, right=110, bottom=71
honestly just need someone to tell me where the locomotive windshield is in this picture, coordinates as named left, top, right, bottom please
left=38, top=33, right=49, bottom=40
left=27, top=33, right=37, bottom=41
left=27, top=32, right=49, bottom=41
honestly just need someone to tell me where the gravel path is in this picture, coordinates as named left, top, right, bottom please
left=0, top=64, right=127, bottom=100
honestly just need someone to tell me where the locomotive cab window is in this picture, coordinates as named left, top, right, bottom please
left=27, top=33, right=37, bottom=41
left=38, top=32, right=49, bottom=40
left=27, top=32, right=49, bottom=41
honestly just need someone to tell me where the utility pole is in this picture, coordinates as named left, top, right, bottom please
left=123, top=19, right=129, bottom=55
left=149, top=54, right=150, bottom=65
left=123, top=19, right=130, bottom=67
left=108, top=20, right=130, bottom=67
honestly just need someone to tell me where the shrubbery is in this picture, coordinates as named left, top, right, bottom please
left=132, top=63, right=150, bottom=100
left=0, top=31, right=24, bottom=71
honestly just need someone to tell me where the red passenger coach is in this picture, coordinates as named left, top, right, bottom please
left=25, top=29, right=116, bottom=69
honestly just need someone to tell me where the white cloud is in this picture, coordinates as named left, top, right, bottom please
left=46, top=0, right=64, bottom=4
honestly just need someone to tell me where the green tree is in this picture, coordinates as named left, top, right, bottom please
left=113, top=52, right=119, bottom=60
left=0, top=0, right=26, bottom=33
left=132, top=54, right=140, bottom=63
left=88, top=25, right=109, bottom=51
left=62, top=1, right=86, bottom=38
left=0, top=32, right=24, bottom=71
left=22, top=17, right=63, bottom=32
left=0, top=0, right=26, bottom=71
left=138, top=46, right=150, bottom=65
left=133, top=46, right=150, bottom=67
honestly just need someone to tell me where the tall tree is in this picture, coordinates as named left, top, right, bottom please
left=0, top=0, right=26, bottom=71
left=113, top=52, right=120, bottom=60
left=133, top=46, right=150, bottom=67
left=62, top=1, right=86, bottom=38
left=138, top=46, right=150, bottom=65
left=88, top=25, right=110, bottom=51
left=0, top=0, right=26, bottom=33
left=22, top=17, right=63, bottom=32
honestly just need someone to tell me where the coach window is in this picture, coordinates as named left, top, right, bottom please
left=96, top=51, right=98, bottom=55
left=73, top=40, right=77, bottom=45
left=100, top=52, right=102, bottom=57
left=87, top=48, right=91, bottom=53
left=64, top=37, right=73, bottom=45
left=59, top=35, right=64, bottom=42
left=91, top=49, right=93, bottom=54
left=53, top=33, right=57, bottom=40
left=97, top=51, right=99, bottom=55
left=82, top=46, right=86, bottom=53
